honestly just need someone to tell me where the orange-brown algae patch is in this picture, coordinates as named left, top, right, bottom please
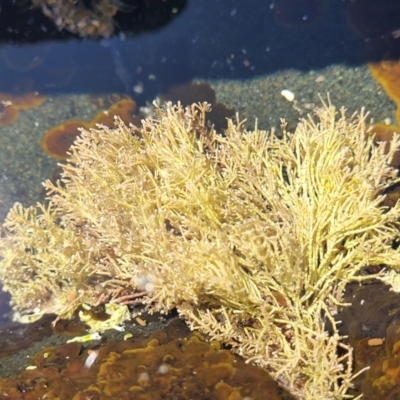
left=369, top=61, right=400, bottom=105
left=203, top=363, right=236, bottom=386
left=42, top=120, right=90, bottom=159
left=368, top=122, right=400, bottom=219
left=0, top=103, right=18, bottom=127
left=382, top=184, right=400, bottom=208
left=9, top=92, right=47, bottom=110
left=52, top=309, right=90, bottom=337
left=355, top=338, right=384, bottom=372
left=0, top=322, right=285, bottom=399
left=42, top=97, right=140, bottom=160
left=72, top=389, right=102, bottom=400
left=369, top=122, right=400, bottom=167
left=0, top=92, right=46, bottom=127
left=360, top=323, right=400, bottom=399
left=33, top=342, right=82, bottom=369
left=160, top=82, right=235, bottom=131
left=368, top=61, right=400, bottom=126
left=91, top=98, right=138, bottom=128
left=62, top=359, right=86, bottom=379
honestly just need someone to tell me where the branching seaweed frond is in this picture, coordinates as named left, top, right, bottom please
left=1, top=102, right=400, bottom=399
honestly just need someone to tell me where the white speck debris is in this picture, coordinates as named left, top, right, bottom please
left=158, top=363, right=170, bottom=374
left=84, top=350, right=99, bottom=369
left=281, top=89, right=295, bottom=102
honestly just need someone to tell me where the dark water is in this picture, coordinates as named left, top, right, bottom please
left=0, top=0, right=378, bottom=104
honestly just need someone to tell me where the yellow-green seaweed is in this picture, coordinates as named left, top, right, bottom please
left=2, top=102, right=400, bottom=399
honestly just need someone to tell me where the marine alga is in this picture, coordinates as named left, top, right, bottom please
left=1, top=102, right=400, bottom=399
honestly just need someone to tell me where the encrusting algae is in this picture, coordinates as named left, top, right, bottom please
left=2, top=102, right=400, bottom=399
left=0, top=322, right=286, bottom=400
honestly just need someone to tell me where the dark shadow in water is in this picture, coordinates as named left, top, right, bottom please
left=0, top=0, right=396, bottom=103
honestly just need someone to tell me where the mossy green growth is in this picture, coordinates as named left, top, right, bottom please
left=1, top=102, right=400, bottom=399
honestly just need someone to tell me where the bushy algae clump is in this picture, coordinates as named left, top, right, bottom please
left=1, top=102, right=400, bottom=399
